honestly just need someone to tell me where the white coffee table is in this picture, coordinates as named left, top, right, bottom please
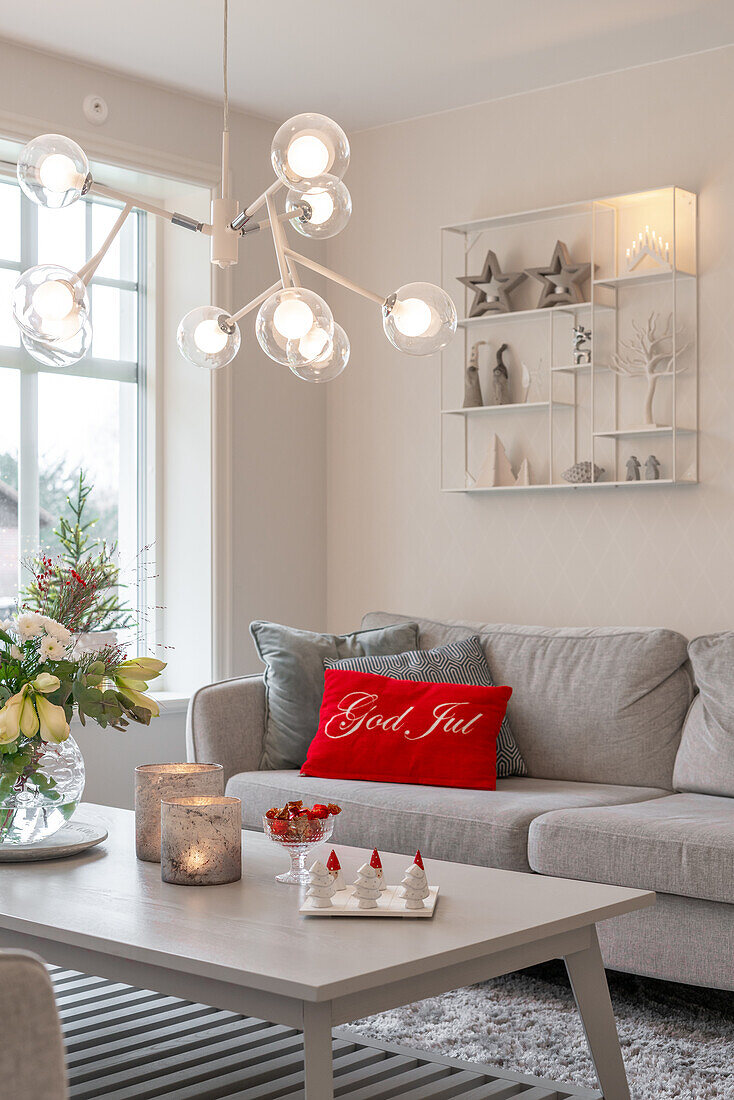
left=0, top=803, right=653, bottom=1100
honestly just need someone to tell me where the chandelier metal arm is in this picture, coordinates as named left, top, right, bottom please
left=91, top=181, right=211, bottom=235
left=266, top=191, right=294, bottom=289
left=231, top=180, right=285, bottom=231
left=77, top=203, right=132, bottom=285
left=228, top=279, right=283, bottom=325
left=238, top=205, right=308, bottom=237
left=283, top=247, right=387, bottom=307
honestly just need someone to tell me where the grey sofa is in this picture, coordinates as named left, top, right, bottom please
left=187, top=612, right=734, bottom=992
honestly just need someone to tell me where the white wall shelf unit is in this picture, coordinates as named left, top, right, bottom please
left=440, top=187, right=698, bottom=493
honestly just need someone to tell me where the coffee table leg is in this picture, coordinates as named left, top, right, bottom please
left=564, top=929, right=630, bottom=1100
left=303, top=1001, right=334, bottom=1100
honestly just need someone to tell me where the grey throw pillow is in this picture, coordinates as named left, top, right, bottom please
left=251, top=620, right=420, bottom=770
left=324, top=635, right=527, bottom=778
left=674, top=632, right=734, bottom=797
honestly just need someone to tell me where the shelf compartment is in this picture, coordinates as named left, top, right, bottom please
left=593, top=426, right=695, bottom=439
left=443, top=478, right=695, bottom=494
left=457, top=302, right=613, bottom=329
left=442, top=401, right=573, bottom=416
left=594, top=270, right=695, bottom=290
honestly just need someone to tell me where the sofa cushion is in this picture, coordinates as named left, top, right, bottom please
left=325, top=635, right=527, bottom=778
left=528, top=792, right=734, bottom=905
left=674, top=633, right=734, bottom=797
left=250, top=619, right=419, bottom=770
left=362, top=612, right=692, bottom=789
left=227, top=770, right=668, bottom=872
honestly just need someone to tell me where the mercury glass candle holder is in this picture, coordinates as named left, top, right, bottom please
left=134, top=763, right=224, bottom=862
left=160, top=796, right=242, bottom=886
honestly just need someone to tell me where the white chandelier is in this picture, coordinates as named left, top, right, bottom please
left=10, top=2, right=456, bottom=381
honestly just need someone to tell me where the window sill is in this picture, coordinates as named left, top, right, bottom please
left=149, top=692, right=190, bottom=715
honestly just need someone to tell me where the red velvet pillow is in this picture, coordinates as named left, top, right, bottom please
left=301, top=669, right=512, bottom=790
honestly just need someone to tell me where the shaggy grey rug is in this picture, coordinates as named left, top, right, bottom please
left=343, top=962, right=734, bottom=1099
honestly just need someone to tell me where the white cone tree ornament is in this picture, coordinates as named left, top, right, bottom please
left=400, top=850, right=430, bottom=910
left=307, top=859, right=335, bottom=908
left=354, top=862, right=381, bottom=909
left=326, top=849, right=344, bottom=890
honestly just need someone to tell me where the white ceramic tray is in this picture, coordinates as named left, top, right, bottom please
left=300, top=883, right=439, bottom=917
left=0, top=811, right=108, bottom=862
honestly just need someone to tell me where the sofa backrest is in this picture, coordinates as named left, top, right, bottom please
left=362, top=612, right=693, bottom=789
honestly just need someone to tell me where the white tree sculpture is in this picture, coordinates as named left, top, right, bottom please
left=609, top=312, right=688, bottom=428
left=307, top=860, right=335, bottom=908
left=354, top=862, right=381, bottom=909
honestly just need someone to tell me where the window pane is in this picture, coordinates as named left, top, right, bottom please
left=0, top=181, right=20, bottom=262
left=38, top=375, right=137, bottom=558
left=37, top=201, right=86, bottom=271
left=0, top=269, right=20, bottom=348
left=90, top=285, right=138, bottom=361
left=0, top=368, right=20, bottom=615
left=92, top=203, right=138, bottom=282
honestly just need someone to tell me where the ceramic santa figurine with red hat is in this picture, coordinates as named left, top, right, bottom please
left=326, top=849, right=345, bottom=891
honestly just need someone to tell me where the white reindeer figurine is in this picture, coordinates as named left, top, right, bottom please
left=609, top=311, right=688, bottom=428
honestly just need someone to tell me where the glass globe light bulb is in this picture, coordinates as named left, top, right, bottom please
left=17, top=134, right=89, bottom=209
left=287, top=135, right=330, bottom=179
left=21, top=312, right=92, bottom=368
left=194, top=318, right=229, bottom=355
left=256, top=287, right=334, bottom=366
left=392, top=297, right=433, bottom=338
left=39, top=154, right=82, bottom=193
left=285, top=175, right=352, bottom=240
left=273, top=298, right=314, bottom=340
left=290, top=324, right=350, bottom=383
left=32, top=279, right=75, bottom=321
left=382, top=282, right=457, bottom=356
left=12, top=264, right=89, bottom=343
left=177, top=306, right=240, bottom=370
left=297, top=325, right=331, bottom=361
left=271, top=113, right=350, bottom=186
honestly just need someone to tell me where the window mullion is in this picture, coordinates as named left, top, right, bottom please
left=18, top=195, right=39, bottom=583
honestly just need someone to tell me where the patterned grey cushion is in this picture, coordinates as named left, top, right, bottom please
left=324, top=635, right=527, bottom=778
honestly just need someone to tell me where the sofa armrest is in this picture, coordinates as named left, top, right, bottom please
left=186, top=674, right=266, bottom=783
left=0, top=950, right=67, bottom=1099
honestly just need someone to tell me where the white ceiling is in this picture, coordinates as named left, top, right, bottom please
left=2, top=0, right=734, bottom=130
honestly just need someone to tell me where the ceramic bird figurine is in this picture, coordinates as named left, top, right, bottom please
left=645, top=455, right=661, bottom=480
left=626, top=456, right=641, bottom=482
left=464, top=341, right=486, bottom=408
left=493, top=343, right=510, bottom=405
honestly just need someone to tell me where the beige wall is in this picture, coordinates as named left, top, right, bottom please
left=325, top=46, right=734, bottom=639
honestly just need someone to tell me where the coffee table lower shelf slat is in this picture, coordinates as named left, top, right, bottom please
left=50, top=967, right=601, bottom=1100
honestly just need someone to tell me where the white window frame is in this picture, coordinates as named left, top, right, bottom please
left=0, top=175, right=150, bottom=640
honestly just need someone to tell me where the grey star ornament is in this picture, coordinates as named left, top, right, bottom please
left=525, top=240, right=592, bottom=308
left=458, top=249, right=527, bottom=317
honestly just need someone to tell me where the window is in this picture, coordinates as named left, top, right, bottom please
left=0, top=176, right=146, bottom=623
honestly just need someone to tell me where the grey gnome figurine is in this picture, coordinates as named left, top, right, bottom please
left=463, top=340, right=486, bottom=408
left=493, top=342, right=510, bottom=405
left=626, top=456, right=641, bottom=481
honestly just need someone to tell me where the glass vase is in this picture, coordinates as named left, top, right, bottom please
left=0, top=735, right=85, bottom=845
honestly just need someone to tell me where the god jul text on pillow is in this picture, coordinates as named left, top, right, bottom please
left=323, top=691, right=487, bottom=740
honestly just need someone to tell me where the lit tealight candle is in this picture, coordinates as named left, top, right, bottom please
left=161, top=796, right=242, bottom=886
left=134, top=763, right=224, bottom=863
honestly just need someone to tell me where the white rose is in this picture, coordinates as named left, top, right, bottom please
left=40, top=635, right=68, bottom=661
left=42, top=617, right=72, bottom=644
left=16, top=612, right=44, bottom=640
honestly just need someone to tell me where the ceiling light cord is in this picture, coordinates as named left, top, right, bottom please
left=223, top=0, right=229, bottom=134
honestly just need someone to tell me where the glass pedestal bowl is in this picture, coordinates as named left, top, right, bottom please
left=263, top=813, right=334, bottom=884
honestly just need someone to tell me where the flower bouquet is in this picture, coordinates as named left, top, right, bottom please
left=0, top=477, right=165, bottom=845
